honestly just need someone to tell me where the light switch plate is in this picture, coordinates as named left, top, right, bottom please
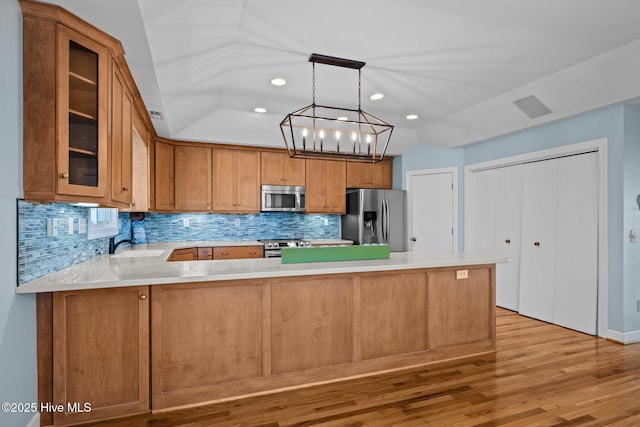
left=78, top=218, right=87, bottom=234
left=68, top=217, right=74, bottom=235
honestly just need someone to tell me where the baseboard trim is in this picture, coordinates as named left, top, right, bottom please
left=607, top=329, right=640, bottom=344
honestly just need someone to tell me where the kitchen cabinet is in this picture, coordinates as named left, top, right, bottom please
left=346, top=159, right=392, bottom=189
left=175, top=145, right=212, bottom=212
left=154, top=140, right=175, bottom=211
left=168, top=248, right=198, bottom=261
left=110, top=64, right=133, bottom=206
left=22, top=8, right=110, bottom=203
left=213, top=246, right=264, bottom=259
left=51, top=286, right=149, bottom=425
left=261, top=151, right=306, bottom=186
left=306, top=159, right=346, bottom=213
left=212, top=149, right=261, bottom=213
left=129, top=113, right=151, bottom=212
left=197, top=247, right=213, bottom=260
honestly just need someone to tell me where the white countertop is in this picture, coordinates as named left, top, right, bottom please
left=17, top=242, right=509, bottom=294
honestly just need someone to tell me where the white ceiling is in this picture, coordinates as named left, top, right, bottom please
left=47, top=0, right=640, bottom=154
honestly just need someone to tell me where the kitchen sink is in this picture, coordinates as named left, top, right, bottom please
left=110, top=249, right=165, bottom=258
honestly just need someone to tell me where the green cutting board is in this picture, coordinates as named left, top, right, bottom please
left=281, top=244, right=390, bottom=264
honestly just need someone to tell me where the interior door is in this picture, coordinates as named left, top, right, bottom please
left=493, top=165, right=524, bottom=311
left=518, top=159, right=559, bottom=323
left=407, top=170, right=455, bottom=252
left=553, top=152, right=598, bottom=334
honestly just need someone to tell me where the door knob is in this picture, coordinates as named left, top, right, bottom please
left=410, top=237, right=417, bottom=242
left=534, top=242, right=540, bottom=246
left=505, top=239, right=511, bottom=244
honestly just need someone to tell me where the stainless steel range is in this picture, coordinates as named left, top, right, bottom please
left=258, top=239, right=311, bottom=258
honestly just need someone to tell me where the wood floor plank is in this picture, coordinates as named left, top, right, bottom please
left=81, top=308, right=640, bottom=426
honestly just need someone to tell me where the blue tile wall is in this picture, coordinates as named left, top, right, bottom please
left=17, top=200, right=340, bottom=284
left=17, top=200, right=131, bottom=285
left=143, top=212, right=340, bottom=242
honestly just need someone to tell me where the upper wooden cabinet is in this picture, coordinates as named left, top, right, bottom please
left=154, top=140, right=175, bottom=211
left=22, top=10, right=111, bottom=203
left=261, top=151, right=306, bottom=186
left=111, top=64, right=133, bottom=206
left=346, top=159, right=393, bottom=189
left=306, top=159, right=346, bottom=214
left=21, top=1, right=154, bottom=207
left=175, top=145, right=212, bottom=212
left=213, top=149, right=260, bottom=213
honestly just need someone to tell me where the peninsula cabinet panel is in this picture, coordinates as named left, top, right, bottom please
left=271, top=278, right=353, bottom=374
left=261, top=151, right=306, bottom=186
left=154, top=140, right=175, bottom=211
left=52, top=286, right=149, bottom=425
left=359, top=273, right=428, bottom=360
left=306, top=159, right=346, bottom=213
left=213, top=245, right=264, bottom=259
left=427, top=266, right=495, bottom=349
left=151, top=283, right=263, bottom=408
left=174, top=145, right=212, bottom=211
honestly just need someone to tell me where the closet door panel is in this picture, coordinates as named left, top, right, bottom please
left=467, top=168, right=497, bottom=255
left=518, top=159, right=558, bottom=323
left=493, top=165, right=523, bottom=311
left=553, top=152, right=598, bottom=334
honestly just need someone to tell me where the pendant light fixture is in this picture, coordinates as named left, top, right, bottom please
left=280, top=53, right=393, bottom=162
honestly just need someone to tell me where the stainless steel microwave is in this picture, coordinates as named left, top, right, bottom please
left=261, top=185, right=306, bottom=212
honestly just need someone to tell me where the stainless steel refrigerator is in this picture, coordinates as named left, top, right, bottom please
left=341, top=189, right=406, bottom=252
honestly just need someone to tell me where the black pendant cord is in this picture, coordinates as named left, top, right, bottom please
left=358, top=69, right=362, bottom=111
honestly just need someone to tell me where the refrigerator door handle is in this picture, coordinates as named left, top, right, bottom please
left=386, top=200, right=390, bottom=242
left=383, top=200, right=389, bottom=242
left=380, top=199, right=386, bottom=242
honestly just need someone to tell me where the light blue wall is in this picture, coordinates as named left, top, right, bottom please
left=0, top=1, right=38, bottom=426
left=623, top=105, right=640, bottom=333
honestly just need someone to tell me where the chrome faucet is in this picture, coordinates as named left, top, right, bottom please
left=108, top=237, right=132, bottom=255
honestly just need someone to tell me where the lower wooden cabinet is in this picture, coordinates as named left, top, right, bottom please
left=167, top=247, right=197, bottom=261
left=48, top=286, right=149, bottom=425
left=213, top=245, right=263, bottom=259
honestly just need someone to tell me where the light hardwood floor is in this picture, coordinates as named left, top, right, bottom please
left=85, top=308, right=640, bottom=426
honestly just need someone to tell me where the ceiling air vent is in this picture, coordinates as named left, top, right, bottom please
left=513, top=95, right=552, bottom=119
left=148, top=110, right=164, bottom=120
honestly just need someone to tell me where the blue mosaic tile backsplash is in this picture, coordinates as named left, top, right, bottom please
left=17, top=200, right=340, bottom=284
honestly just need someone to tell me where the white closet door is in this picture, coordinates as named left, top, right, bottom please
left=467, top=168, right=497, bottom=254
left=553, top=152, right=598, bottom=334
left=518, top=159, right=559, bottom=323
left=493, top=165, right=524, bottom=311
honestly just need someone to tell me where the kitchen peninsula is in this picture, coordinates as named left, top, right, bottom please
left=20, top=245, right=507, bottom=425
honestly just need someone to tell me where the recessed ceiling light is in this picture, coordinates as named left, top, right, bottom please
left=270, top=78, right=286, bottom=86
left=370, top=93, right=384, bottom=101
left=406, top=114, right=418, bottom=120
left=254, top=107, right=267, bottom=113
left=337, top=116, right=348, bottom=121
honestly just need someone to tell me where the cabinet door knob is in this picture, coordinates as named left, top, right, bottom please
left=61, top=173, right=69, bottom=179
left=534, top=241, right=540, bottom=246
left=140, top=294, right=147, bottom=300
left=505, top=239, right=511, bottom=244
left=122, top=187, right=128, bottom=192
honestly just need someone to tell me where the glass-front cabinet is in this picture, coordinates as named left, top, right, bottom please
left=57, top=26, right=109, bottom=198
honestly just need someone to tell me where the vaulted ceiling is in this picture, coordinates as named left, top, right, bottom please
left=47, top=0, right=640, bottom=154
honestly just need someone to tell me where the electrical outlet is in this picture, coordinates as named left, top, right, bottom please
left=78, top=218, right=87, bottom=234
left=68, top=217, right=74, bottom=235
left=324, top=218, right=329, bottom=226
left=456, top=269, right=468, bottom=279
left=183, top=218, right=190, bottom=228
left=234, top=218, right=241, bottom=227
